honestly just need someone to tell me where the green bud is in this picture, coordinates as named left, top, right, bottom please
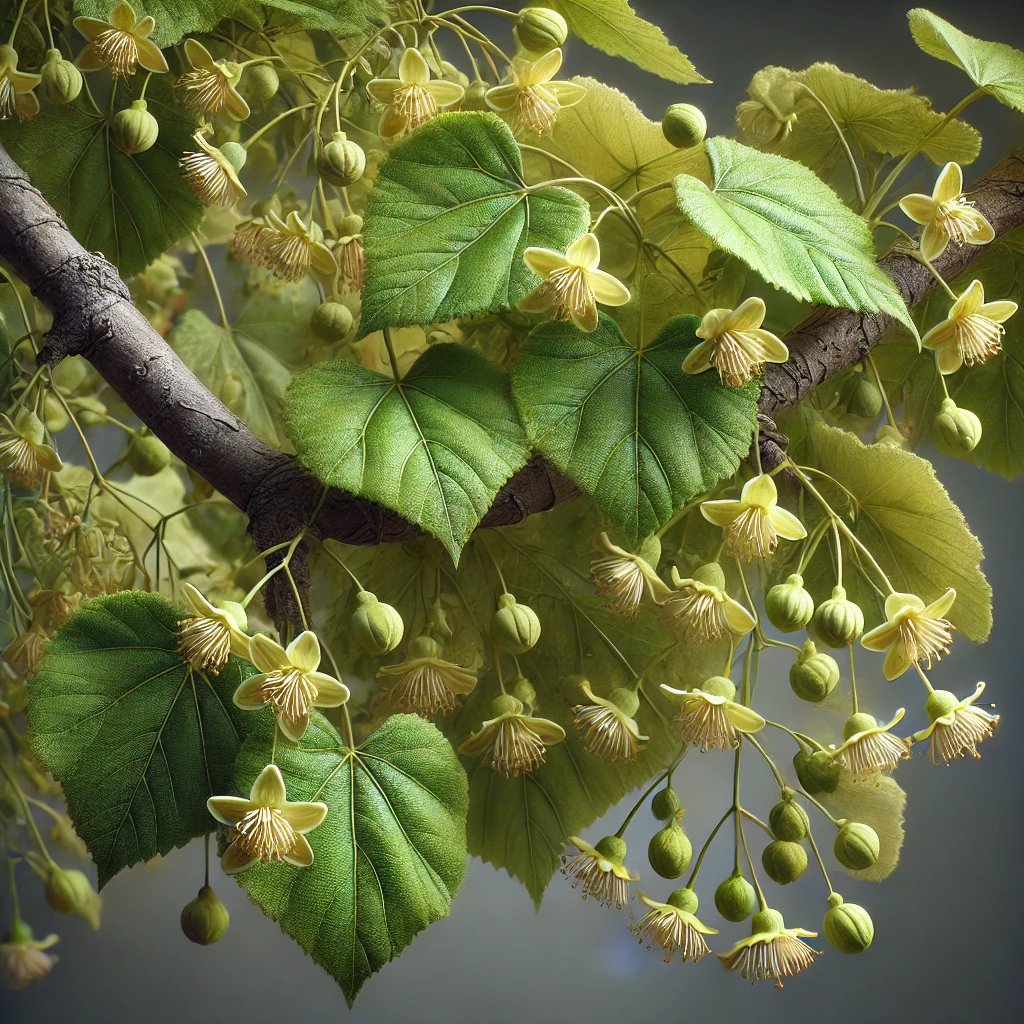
left=608, top=686, right=640, bottom=717
left=843, top=712, right=877, bottom=739
left=352, top=591, right=405, bottom=656
left=515, top=7, right=569, bottom=52
left=180, top=885, right=230, bottom=945
left=761, top=839, right=808, bottom=884
left=665, top=886, right=700, bottom=914
left=43, top=393, right=69, bottom=434
left=490, top=593, right=542, bottom=653
left=45, top=865, right=101, bottom=929
left=647, top=822, right=692, bottom=879
left=789, top=640, right=840, bottom=703
left=841, top=369, right=883, bottom=419
left=661, top=103, right=707, bottom=149
left=41, top=48, right=83, bottom=105
left=769, top=796, right=809, bottom=841
left=310, top=301, right=354, bottom=341
left=650, top=786, right=682, bottom=822
left=793, top=748, right=841, bottom=795
left=490, top=693, right=524, bottom=717
left=219, top=141, right=247, bottom=173
left=714, top=871, right=757, bottom=922
left=510, top=674, right=536, bottom=709
left=765, top=573, right=814, bottom=632
left=691, top=561, right=726, bottom=588
left=834, top=821, right=880, bottom=871
left=875, top=423, right=907, bottom=448
left=823, top=894, right=874, bottom=953
left=318, top=131, right=367, bottom=187
left=245, top=64, right=279, bottom=103
left=126, top=433, right=171, bottom=476
left=112, top=99, right=160, bottom=155
left=812, top=585, right=864, bottom=647
left=751, top=908, right=786, bottom=934
left=409, top=634, right=442, bottom=660
left=924, top=688, right=958, bottom=721
left=701, top=675, right=736, bottom=701
left=933, top=397, right=982, bottom=455
left=339, top=213, right=364, bottom=236
left=594, top=834, right=628, bottom=863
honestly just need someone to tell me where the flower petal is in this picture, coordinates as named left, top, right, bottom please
left=731, top=296, right=767, bottom=332
left=746, top=328, right=788, bottom=362
left=136, top=37, right=169, bottom=74
left=220, top=840, right=257, bottom=874
left=399, top=47, right=430, bottom=86
left=530, top=48, right=563, bottom=85
left=224, top=84, right=251, bottom=121
left=565, top=231, right=600, bottom=269
left=725, top=703, right=766, bottom=733
left=523, top=245, right=570, bottom=277
left=310, top=673, right=350, bottom=707
left=898, top=194, right=935, bottom=225
left=933, top=161, right=963, bottom=204
left=769, top=506, right=807, bottom=541
left=232, top=673, right=269, bottom=709
left=425, top=79, right=465, bottom=107
left=723, top=598, right=757, bottom=635
left=73, top=17, right=112, bottom=42
left=184, top=38, right=215, bottom=71
left=284, top=832, right=315, bottom=867
left=111, top=2, right=137, bottom=31
left=681, top=341, right=713, bottom=376
left=700, top=498, right=743, bottom=527
left=548, top=81, right=587, bottom=108
left=882, top=642, right=912, bottom=681
left=519, top=282, right=556, bottom=313
left=249, top=763, right=287, bottom=806
left=589, top=268, right=631, bottom=306
left=883, top=591, right=924, bottom=618
left=484, top=84, right=517, bottom=111
left=919, top=222, right=948, bottom=262
left=366, top=77, right=401, bottom=104
left=207, top=795, right=253, bottom=825
left=283, top=800, right=328, bottom=834
left=860, top=620, right=898, bottom=652
left=133, top=15, right=156, bottom=39
left=182, top=582, right=214, bottom=616
left=921, top=319, right=955, bottom=353
left=277, top=709, right=311, bottom=742
left=968, top=216, right=995, bottom=246
left=286, top=630, right=321, bottom=673
left=923, top=587, right=956, bottom=619
left=248, top=632, right=288, bottom=674
left=569, top=300, right=599, bottom=333
left=977, top=299, right=1018, bottom=323
left=741, top=472, right=778, bottom=509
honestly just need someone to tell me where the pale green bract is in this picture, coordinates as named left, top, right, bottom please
left=358, top=113, right=589, bottom=337
left=511, top=313, right=758, bottom=545
left=285, top=343, right=530, bottom=561
left=233, top=711, right=468, bottom=1007
left=27, top=592, right=252, bottom=887
left=673, top=138, right=916, bottom=332
left=908, top=8, right=1024, bottom=113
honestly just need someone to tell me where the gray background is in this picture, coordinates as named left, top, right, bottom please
left=3, top=2, right=1022, bottom=1022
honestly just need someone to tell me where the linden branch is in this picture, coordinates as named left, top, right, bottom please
left=0, top=141, right=1022, bottom=628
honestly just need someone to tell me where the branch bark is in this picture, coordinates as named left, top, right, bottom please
left=1, top=142, right=1022, bottom=627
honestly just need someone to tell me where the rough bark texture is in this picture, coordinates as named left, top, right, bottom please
left=1, top=141, right=1022, bottom=626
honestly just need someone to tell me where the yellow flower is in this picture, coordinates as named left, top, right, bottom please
left=0, top=410, right=62, bottom=488
left=719, top=909, right=818, bottom=988
left=233, top=631, right=349, bottom=742
left=860, top=589, right=955, bottom=680
left=922, top=279, right=1017, bottom=374
left=912, top=682, right=998, bottom=764
left=176, top=582, right=249, bottom=675
left=0, top=45, right=41, bottom=120
left=630, top=890, right=717, bottom=964
left=736, top=72, right=801, bottom=147
left=335, top=232, right=366, bottom=292
left=562, top=835, right=636, bottom=908
left=1, top=923, right=59, bottom=990
left=899, top=161, right=995, bottom=262
left=231, top=211, right=336, bottom=283
left=367, top=48, right=464, bottom=140
left=571, top=680, right=648, bottom=762
left=520, top=232, right=631, bottom=333
left=458, top=694, right=565, bottom=777
left=485, top=48, right=586, bottom=135
left=376, top=635, right=478, bottom=718
left=664, top=562, right=756, bottom=643
left=176, top=39, right=250, bottom=121
left=589, top=532, right=667, bottom=617
left=207, top=764, right=327, bottom=874
left=74, top=1, right=169, bottom=78
left=661, top=676, right=765, bottom=752
left=700, top=474, right=806, bottom=562
left=833, top=709, right=910, bottom=778
left=682, top=297, right=789, bottom=387
left=179, top=132, right=247, bottom=207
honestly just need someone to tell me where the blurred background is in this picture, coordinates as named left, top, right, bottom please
left=3, top=2, right=1022, bottom=1021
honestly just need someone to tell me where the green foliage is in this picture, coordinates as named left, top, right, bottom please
left=285, top=343, right=530, bottom=561
left=548, top=0, right=708, bottom=85
left=27, top=592, right=252, bottom=887
left=0, top=83, right=202, bottom=277
left=233, top=711, right=468, bottom=1006
left=908, top=8, right=1024, bottom=113
left=823, top=773, right=906, bottom=883
left=785, top=415, right=992, bottom=642
left=358, top=113, right=589, bottom=337
left=674, top=138, right=915, bottom=332
left=511, top=313, right=758, bottom=545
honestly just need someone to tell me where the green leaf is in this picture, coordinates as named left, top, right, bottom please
left=285, top=343, right=530, bottom=561
left=169, top=286, right=319, bottom=446
left=784, top=415, right=992, bottom=642
left=233, top=712, right=468, bottom=1007
left=548, top=0, right=708, bottom=85
left=358, top=112, right=589, bottom=337
left=908, top=8, right=1024, bottom=113
left=0, top=82, right=202, bottom=277
left=511, top=313, right=758, bottom=545
left=673, top=138, right=915, bottom=332
left=27, top=592, right=251, bottom=887
left=824, top=772, right=906, bottom=882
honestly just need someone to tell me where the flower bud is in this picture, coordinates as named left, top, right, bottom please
left=932, top=397, right=982, bottom=455
left=318, top=131, right=366, bottom=187
left=793, top=748, right=841, bottom=795
left=924, top=688, right=958, bottom=721
left=310, top=301, right=354, bottom=341
left=647, top=822, right=692, bottom=879
left=715, top=871, right=757, bottom=921
left=339, top=213, right=364, bottom=236
left=789, top=640, right=840, bottom=703
left=607, top=686, right=640, bottom=717
left=490, top=593, right=541, bottom=653
left=111, top=99, right=160, bottom=155
left=219, top=142, right=247, bottom=173
left=44, top=866, right=101, bottom=929
left=41, top=48, right=83, bottom=105
left=126, top=433, right=171, bottom=476
left=650, top=786, right=682, bottom=822
left=43, top=394, right=69, bottom=433
left=833, top=820, right=879, bottom=871
left=245, top=64, right=279, bottom=103
left=812, top=585, right=864, bottom=647
left=665, top=886, right=700, bottom=914
left=594, top=834, right=628, bottom=862
left=823, top=893, right=873, bottom=954
left=409, top=633, right=442, bottom=660
left=761, top=839, right=807, bottom=884
left=510, top=674, right=536, bottom=709
left=515, top=7, right=569, bottom=52
left=769, top=795, right=809, bottom=841
left=765, top=573, right=814, bottom=632
left=875, top=423, right=908, bottom=448
left=844, top=371, right=884, bottom=419
left=179, top=885, right=230, bottom=945
left=661, top=103, right=707, bottom=149
left=352, top=591, right=405, bottom=656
